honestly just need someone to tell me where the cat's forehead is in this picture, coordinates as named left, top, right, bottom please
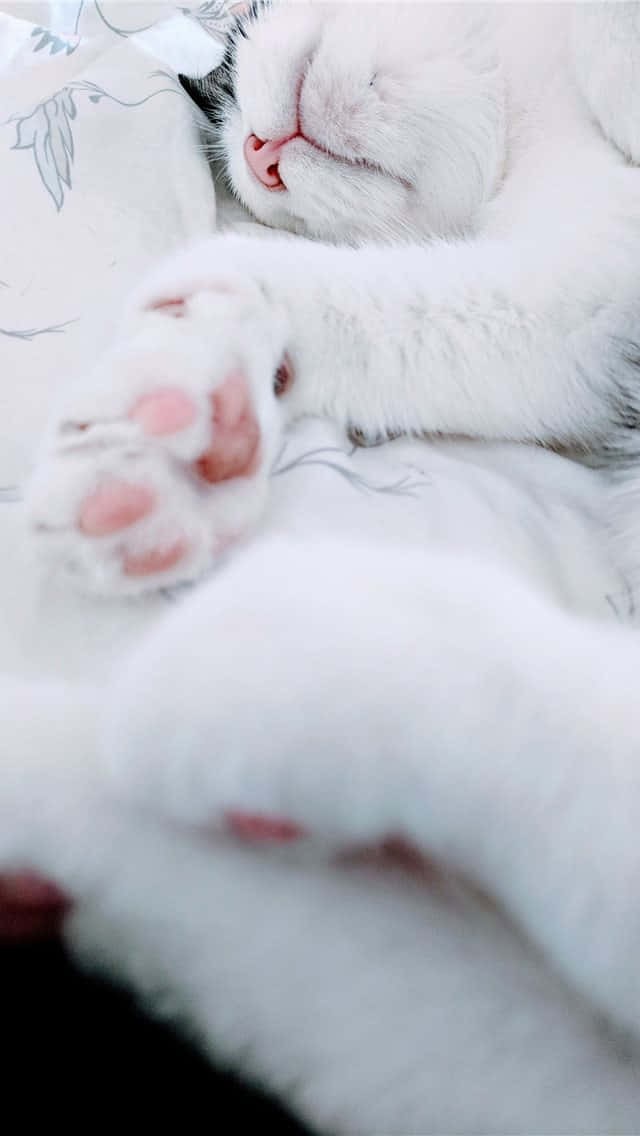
left=238, top=1, right=455, bottom=69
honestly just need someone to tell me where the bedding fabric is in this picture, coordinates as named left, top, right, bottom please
left=0, top=0, right=223, bottom=682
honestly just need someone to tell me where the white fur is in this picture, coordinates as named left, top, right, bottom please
left=102, top=535, right=640, bottom=1037
left=4, top=536, right=640, bottom=1131
left=6, top=3, right=640, bottom=1132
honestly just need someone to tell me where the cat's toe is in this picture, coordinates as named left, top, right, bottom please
left=191, top=372, right=262, bottom=484
left=29, top=444, right=210, bottom=594
left=225, top=812, right=307, bottom=843
left=78, top=482, right=155, bottom=536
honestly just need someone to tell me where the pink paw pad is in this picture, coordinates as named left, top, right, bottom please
left=131, top=388, right=197, bottom=436
left=76, top=371, right=260, bottom=578
left=148, top=298, right=186, bottom=318
left=195, top=371, right=260, bottom=484
left=78, top=483, right=154, bottom=536
left=227, top=812, right=306, bottom=842
left=123, top=540, right=188, bottom=577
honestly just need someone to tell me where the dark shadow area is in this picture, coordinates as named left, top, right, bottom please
left=1, top=939, right=313, bottom=1131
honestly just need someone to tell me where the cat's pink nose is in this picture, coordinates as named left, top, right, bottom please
left=243, top=134, right=288, bottom=190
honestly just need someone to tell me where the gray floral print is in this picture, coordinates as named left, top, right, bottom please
left=273, top=444, right=431, bottom=498
left=11, top=89, right=77, bottom=210
left=30, top=26, right=80, bottom=56
left=0, top=319, right=75, bottom=341
left=8, top=77, right=181, bottom=211
left=6, top=0, right=234, bottom=211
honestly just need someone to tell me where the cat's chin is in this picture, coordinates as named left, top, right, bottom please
left=229, top=163, right=419, bottom=246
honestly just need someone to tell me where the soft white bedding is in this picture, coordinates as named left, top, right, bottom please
left=3, top=5, right=640, bottom=1133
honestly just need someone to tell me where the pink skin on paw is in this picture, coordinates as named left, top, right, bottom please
left=0, top=873, right=70, bottom=941
left=78, top=483, right=154, bottom=536
left=123, top=540, right=188, bottom=577
left=227, top=812, right=306, bottom=842
left=225, top=818, right=440, bottom=887
left=194, top=371, right=260, bottom=484
left=148, top=298, right=186, bottom=318
left=131, top=388, right=197, bottom=436
left=225, top=817, right=437, bottom=884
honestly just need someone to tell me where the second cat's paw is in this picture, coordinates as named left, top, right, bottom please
left=27, top=280, right=293, bottom=595
left=103, top=540, right=410, bottom=849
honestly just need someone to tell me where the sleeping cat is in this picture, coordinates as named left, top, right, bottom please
left=26, top=0, right=640, bottom=595
left=5, top=6, right=640, bottom=1129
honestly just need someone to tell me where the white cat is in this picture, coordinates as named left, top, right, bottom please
left=5, top=3, right=640, bottom=1132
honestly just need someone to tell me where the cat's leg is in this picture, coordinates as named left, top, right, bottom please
left=26, top=280, right=291, bottom=595
left=105, top=535, right=640, bottom=1038
left=133, top=112, right=640, bottom=449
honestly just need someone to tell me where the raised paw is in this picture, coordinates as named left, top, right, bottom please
left=103, top=539, right=419, bottom=847
left=27, top=282, right=293, bottom=595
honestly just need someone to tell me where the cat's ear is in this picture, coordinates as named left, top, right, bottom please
left=178, top=74, right=214, bottom=115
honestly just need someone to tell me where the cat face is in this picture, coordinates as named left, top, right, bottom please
left=189, top=2, right=507, bottom=244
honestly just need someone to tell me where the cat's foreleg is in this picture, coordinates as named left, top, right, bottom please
left=130, top=193, right=640, bottom=450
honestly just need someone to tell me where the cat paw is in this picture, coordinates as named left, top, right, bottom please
left=27, top=278, right=292, bottom=595
left=104, top=540, right=407, bottom=846
left=0, top=872, right=69, bottom=940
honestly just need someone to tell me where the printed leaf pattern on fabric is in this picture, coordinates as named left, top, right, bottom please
left=11, top=89, right=76, bottom=210
left=8, top=78, right=180, bottom=211
left=6, top=1, right=235, bottom=211
left=0, top=320, right=75, bottom=341
left=273, top=444, right=431, bottom=498
left=30, top=26, right=80, bottom=56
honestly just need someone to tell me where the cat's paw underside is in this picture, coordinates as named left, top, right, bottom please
left=28, top=278, right=292, bottom=595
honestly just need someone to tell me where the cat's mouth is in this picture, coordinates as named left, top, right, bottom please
left=243, top=129, right=412, bottom=193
